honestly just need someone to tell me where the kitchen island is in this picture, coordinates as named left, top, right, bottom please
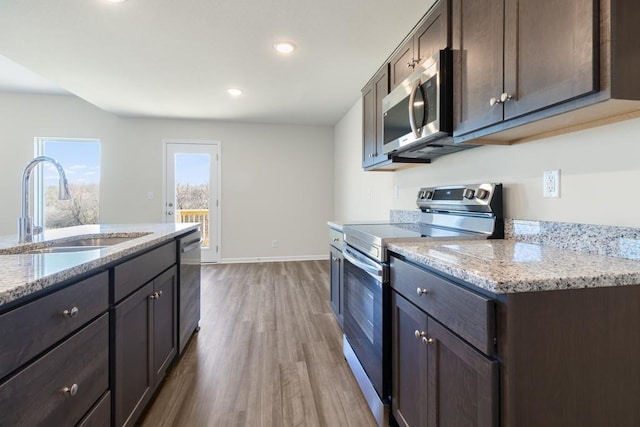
left=0, top=223, right=200, bottom=427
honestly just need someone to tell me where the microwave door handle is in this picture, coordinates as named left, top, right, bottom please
left=408, top=79, right=422, bottom=139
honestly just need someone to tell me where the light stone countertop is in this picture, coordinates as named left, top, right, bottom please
left=388, top=239, right=640, bottom=294
left=0, top=223, right=199, bottom=308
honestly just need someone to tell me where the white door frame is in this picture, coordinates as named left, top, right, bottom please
left=162, top=139, right=221, bottom=263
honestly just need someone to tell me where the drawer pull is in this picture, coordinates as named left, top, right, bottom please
left=422, top=337, right=434, bottom=345
left=62, top=383, right=79, bottom=396
left=416, top=287, right=428, bottom=296
left=414, top=330, right=426, bottom=339
left=332, top=238, right=340, bottom=242
left=62, top=306, right=79, bottom=318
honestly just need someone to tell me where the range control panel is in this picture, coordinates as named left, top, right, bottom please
left=416, top=183, right=502, bottom=214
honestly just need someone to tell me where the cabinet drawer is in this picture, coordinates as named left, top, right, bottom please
left=0, top=270, right=109, bottom=380
left=0, top=314, right=109, bottom=426
left=329, top=228, right=343, bottom=249
left=114, top=241, right=176, bottom=302
left=390, top=257, right=495, bottom=355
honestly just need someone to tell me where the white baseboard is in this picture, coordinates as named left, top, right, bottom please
left=217, top=254, right=329, bottom=264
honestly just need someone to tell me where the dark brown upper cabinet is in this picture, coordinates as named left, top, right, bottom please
left=389, top=1, right=450, bottom=91
left=362, top=0, right=450, bottom=171
left=362, top=65, right=389, bottom=169
left=452, top=0, right=640, bottom=144
left=452, top=0, right=597, bottom=137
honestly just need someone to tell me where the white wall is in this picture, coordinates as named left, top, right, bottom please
left=334, top=98, right=394, bottom=221
left=0, top=93, right=334, bottom=261
left=334, top=98, right=640, bottom=228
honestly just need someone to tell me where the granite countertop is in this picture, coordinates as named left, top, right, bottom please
left=0, top=223, right=199, bottom=307
left=389, top=239, right=640, bottom=294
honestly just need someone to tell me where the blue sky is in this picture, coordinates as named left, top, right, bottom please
left=40, top=140, right=210, bottom=186
left=175, top=153, right=210, bottom=185
left=42, top=140, right=100, bottom=185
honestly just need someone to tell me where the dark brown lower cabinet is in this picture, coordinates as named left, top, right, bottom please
left=114, top=266, right=178, bottom=427
left=0, top=314, right=109, bottom=426
left=392, top=291, right=498, bottom=427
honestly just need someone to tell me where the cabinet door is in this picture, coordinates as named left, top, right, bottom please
left=362, top=65, right=389, bottom=169
left=114, top=281, right=154, bottom=427
left=503, top=0, right=597, bottom=120
left=389, top=39, right=415, bottom=91
left=373, top=66, right=389, bottom=164
left=451, top=0, right=504, bottom=136
left=329, top=246, right=343, bottom=326
left=392, top=292, right=428, bottom=427
left=426, top=319, right=498, bottom=427
left=152, top=266, right=178, bottom=385
left=414, top=0, right=449, bottom=67
left=362, top=81, right=376, bottom=168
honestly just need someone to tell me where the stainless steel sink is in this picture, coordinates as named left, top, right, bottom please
left=22, top=246, right=106, bottom=254
left=1, top=235, right=145, bottom=255
left=48, top=237, right=137, bottom=247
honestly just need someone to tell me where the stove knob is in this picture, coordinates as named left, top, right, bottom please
left=476, top=188, right=490, bottom=200
left=463, top=188, right=475, bottom=199
left=418, top=190, right=426, bottom=199
left=425, top=191, right=433, bottom=199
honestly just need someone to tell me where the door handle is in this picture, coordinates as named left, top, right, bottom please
left=408, top=79, right=422, bottom=139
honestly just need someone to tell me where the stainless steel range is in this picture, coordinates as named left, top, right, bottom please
left=341, top=183, right=503, bottom=427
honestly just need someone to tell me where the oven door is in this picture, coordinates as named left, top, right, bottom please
left=342, top=245, right=388, bottom=399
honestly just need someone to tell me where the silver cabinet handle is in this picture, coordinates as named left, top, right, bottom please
left=422, top=337, right=434, bottom=345
left=332, top=238, right=340, bottom=242
left=331, top=257, right=340, bottom=262
left=62, top=306, right=79, bottom=318
left=489, top=92, right=513, bottom=106
left=62, top=384, right=79, bottom=396
left=416, top=287, right=428, bottom=296
left=500, top=92, right=513, bottom=103
left=167, top=211, right=173, bottom=216
left=150, top=291, right=162, bottom=300
left=414, top=330, right=426, bottom=339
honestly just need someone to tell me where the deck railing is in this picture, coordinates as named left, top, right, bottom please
left=176, top=209, right=210, bottom=247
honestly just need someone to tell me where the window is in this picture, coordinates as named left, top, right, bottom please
left=34, top=138, right=101, bottom=229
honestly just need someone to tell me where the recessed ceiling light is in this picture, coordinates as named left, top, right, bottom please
left=274, top=41, right=296, bottom=55
left=227, top=88, right=243, bottom=97
left=107, top=0, right=127, bottom=3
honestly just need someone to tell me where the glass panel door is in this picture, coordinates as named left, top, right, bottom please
left=165, top=142, right=219, bottom=263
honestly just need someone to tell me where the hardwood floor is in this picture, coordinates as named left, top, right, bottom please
left=140, top=261, right=377, bottom=427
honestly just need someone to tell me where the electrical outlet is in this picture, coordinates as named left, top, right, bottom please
left=271, top=240, right=278, bottom=248
left=543, top=170, right=560, bottom=198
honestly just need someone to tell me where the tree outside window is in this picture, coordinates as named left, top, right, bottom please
left=35, top=138, right=100, bottom=229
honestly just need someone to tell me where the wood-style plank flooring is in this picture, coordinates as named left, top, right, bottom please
left=140, top=261, right=376, bottom=427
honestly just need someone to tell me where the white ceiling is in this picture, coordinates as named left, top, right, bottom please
left=0, top=0, right=432, bottom=126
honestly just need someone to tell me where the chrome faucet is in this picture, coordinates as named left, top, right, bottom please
left=18, top=156, right=72, bottom=243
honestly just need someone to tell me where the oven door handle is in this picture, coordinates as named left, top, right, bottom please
left=342, top=247, right=383, bottom=282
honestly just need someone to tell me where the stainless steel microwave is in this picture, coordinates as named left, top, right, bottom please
left=382, top=49, right=453, bottom=157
